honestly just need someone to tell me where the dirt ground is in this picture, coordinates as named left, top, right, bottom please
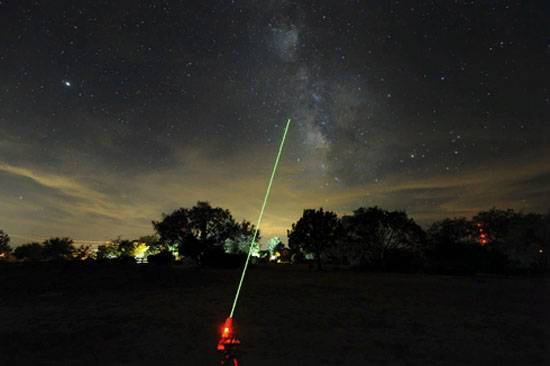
left=0, top=263, right=548, bottom=365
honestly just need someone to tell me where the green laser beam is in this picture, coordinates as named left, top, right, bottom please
left=229, top=118, right=291, bottom=319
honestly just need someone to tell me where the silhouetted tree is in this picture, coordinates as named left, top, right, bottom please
left=138, top=234, right=160, bottom=246
left=73, top=245, right=93, bottom=261
left=288, top=208, right=342, bottom=270
left=96, top=241, right=122, bottom=260
left=426, top=218, right=491, bottom=273
left=153, top=207, right=195, bottom=258
left=115, top=238, right=136, bottom=257
left=474, top=209, right=546, bottom=271
left=427, top=218, right=477, bottom=247
left=0, top=230, right=11, bottom=258
left=153, top=201, right=245, bottom=262
left=278, top=247, right=292, bottom=262
left=95, top=238, right=140, bottom=263
left=42, top=237, right=75, bottom=261
left=342, top=207, right=426, bottom=270
left=13, top=242, right=43, bottom=261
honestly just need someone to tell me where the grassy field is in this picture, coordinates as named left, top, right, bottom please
left=0, top=263, right=548, bottom=365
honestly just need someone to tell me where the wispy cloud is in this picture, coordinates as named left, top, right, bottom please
left=2, top=147, right=549, bottom=244
left=0, top=162, right=103, bottom=201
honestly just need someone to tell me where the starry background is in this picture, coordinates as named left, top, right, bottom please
left=0, top=0, right=548, bottom=245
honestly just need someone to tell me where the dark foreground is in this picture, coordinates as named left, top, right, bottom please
left=0, top=264, right=548, bottom=366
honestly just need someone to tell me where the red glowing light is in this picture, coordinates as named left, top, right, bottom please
left=220, top=317, right=234, bottom=339
left=217, top=317, right=240, bottom=353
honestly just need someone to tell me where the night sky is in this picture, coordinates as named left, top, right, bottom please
left=1, top=1, right=548, bottom=245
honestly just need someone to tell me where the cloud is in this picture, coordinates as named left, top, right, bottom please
left=0, top=162, right=147, bottom=239
left=0, top=162, right=103, bottom=201
left=2, top=143, right=549, bottom=245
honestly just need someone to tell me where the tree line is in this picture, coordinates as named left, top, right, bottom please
left=289, top=207, right=549, bottom=273
left=1, top=202, right=548, bottom=274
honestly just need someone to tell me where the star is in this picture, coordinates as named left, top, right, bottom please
left=63, top=80, right=72, bottom=87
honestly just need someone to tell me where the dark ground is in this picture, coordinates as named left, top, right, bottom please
left=0, top=263, right=548, bottom=365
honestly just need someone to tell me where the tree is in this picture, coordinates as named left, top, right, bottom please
left=153, top=207, right=198, bottom=258
left=13, top=242, right=44, bottom=261
left=223, top=220, right=259, bottom=256
left=137, top=234, right=162, bottom=255
left=42, top=237, right=75, bottom=261
left=427, top=218, right=477, bottom=247
left=73, top=245, right=93, bottom=261
left=473, top=209, right=518, bottom=245
left=0, top=230, right=11, bottom=258
left=96, top=238, right=139, bottom=263
left=96, top=241, right=122, bottom=260
left=342, top=207, right=426, bottom=270
left=131, top=242, right=149, bottom=261
left=266, top=237, right=285, bottom=260
left=115, top=238, right=136, bottom=257
left=474, top=209, right=546, bottom=271
left=288, top=208, right=342, bottom=270
left=153, top=201, right=244, bottom=262
left=13, top=239, right=75, bottom=262
left=188, top=201, right=243, bottom=246
left=426, top=218, right=489, bottom=273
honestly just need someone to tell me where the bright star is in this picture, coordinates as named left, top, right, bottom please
left=63, top=80, right=72, bottom=87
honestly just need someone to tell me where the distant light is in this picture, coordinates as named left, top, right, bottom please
left=540, top=249, right=544, bottom=254
left=63, top=80, right=72, bottom=87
